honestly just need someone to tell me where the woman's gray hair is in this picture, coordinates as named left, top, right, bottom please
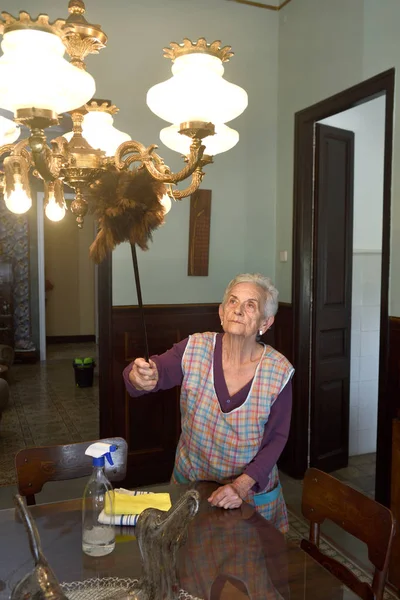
left=222, top=273, right=279, bottom=318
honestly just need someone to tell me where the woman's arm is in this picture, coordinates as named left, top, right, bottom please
left=123, top=337, right=188, bottom=397
left=243, top=380, right=292, bottom=492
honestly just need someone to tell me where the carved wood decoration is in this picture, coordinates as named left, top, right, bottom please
left=188, top=189, right=211, bottom=276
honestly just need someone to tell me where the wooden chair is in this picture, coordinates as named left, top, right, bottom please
left=301, top=468, right=395, bottom=600
left=15, top=437, right=128, bottom=505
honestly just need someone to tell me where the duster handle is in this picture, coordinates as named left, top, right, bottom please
left=130, top=243, right=150, bottom=363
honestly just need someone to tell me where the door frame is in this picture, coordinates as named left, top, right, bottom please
left=290, top=69, right=395, bottom=506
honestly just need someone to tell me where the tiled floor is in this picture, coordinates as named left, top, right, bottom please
left=331, top=453, right=376, bottom=498
left=0, top=343, right=99, bottom=489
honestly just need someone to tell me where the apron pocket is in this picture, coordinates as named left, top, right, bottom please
left=253, top=482, right=282, bottom=506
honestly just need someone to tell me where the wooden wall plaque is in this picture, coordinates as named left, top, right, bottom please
left=188, top=189, right=211, bottom=276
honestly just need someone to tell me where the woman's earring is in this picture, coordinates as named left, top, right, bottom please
left=259, top=329, right=263, bottom=336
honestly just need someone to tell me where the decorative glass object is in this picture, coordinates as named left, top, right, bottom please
left=160, top=123, right=239, bottom=156
left=147, top=50, right=248, bottom=125
left=0, top=30, right=95, bottom=115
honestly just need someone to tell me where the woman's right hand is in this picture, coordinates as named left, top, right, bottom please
left=128, top=358, right=159, bottom=391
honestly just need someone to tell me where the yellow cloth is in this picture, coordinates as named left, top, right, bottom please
left=104, top=490, right=171, bottom=516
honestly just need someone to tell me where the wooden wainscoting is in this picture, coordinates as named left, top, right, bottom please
left=99, top=301, right=293, bottom=487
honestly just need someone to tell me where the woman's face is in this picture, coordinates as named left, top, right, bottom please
left=219, top=282, right=274, bottom=340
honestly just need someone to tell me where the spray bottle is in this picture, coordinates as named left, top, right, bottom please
left=82, top=442, right=117, bottom=557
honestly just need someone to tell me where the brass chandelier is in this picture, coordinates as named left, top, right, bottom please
left=0, top=0, right=248, bottom=229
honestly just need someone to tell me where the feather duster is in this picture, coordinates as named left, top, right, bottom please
left=88, top=167, right=167, bottom=264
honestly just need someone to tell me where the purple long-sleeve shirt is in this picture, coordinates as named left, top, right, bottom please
left=123, top=333, right=292, bottom=492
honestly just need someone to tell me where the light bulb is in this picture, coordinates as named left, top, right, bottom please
left=160, top=193, right=172, bottom=214
left=45, top=192, right=66, bottom=222
left=4, top=180, right=32, bottom=214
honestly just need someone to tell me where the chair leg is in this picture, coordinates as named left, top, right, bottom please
left=26, top=494, right=36, bottom=506
left=310, top=522, right=320, bottom=546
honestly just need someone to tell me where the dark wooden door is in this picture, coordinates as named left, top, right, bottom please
left=310, top=123, right=354, bottom=472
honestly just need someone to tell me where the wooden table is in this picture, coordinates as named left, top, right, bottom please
left=0, top=483, right=357, bottom=599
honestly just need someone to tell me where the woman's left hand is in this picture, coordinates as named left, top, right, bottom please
left=207, top=474, right=256, bottom=510
left=208, top=484, right=243, bottom=509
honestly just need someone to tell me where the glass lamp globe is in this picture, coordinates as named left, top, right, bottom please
left=147, top=53, right=248, bottom=125
left=64, top=111, right=131, bottom=156
left=81, top=111, right=131, bottom=156
left=0, top=115, right=20, bottom=145
left=160, top=123, right=239, bottom=156
left=0, top=30, right=95, bottom=115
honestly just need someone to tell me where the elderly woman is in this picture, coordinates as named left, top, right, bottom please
left=123, top=273, right=294, bottom=533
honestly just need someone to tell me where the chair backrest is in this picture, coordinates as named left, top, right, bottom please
left=15, top=437, right=128, bottom=505
left=301, top=468, right=395, bottom=600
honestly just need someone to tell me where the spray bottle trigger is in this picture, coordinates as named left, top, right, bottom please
left=105, top=444, right=117, bottom=466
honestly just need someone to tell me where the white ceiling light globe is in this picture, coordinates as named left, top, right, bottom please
left=0, top=115, right=20, bottom=145
left=160, top=123, right=239, bottom=156
left=82, top=112, right=131, bottom=156
left=147, top=54, right=248, bottom=125
left=0, top=30, right=95, bottom=115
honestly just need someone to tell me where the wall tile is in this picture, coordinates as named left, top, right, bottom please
left=359, top=355, right=379, bottom=381
left=360, top=330, right=380, bottom=357
left=350, top=381, right=359, bottom=407
left=351, top=306, right=362, bottom=331
left=350, top=403, right=359, bottom=432
left=358, top=428, right=376, bottom=455
left=360, top=305, right=380, bottom=331
left=350, top=357, right=360, bottom=383
left=358, top=401, right=377, bottom=431
left=349, top=433, right=358, bottom=456
left=362, top=280, right=381, bottom=306
left=359, top=379, right=379, bottom=409
left=351, top=331, right=361, bottom=358
left=352, top=257, right=363, bottom=305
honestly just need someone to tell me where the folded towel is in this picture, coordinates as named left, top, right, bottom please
left=99, top=509, right=140, bottom=527
left=104, top=488, right=172, bottom=518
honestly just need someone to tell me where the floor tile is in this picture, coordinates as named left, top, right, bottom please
left=0, top=343, right=99, bottom=486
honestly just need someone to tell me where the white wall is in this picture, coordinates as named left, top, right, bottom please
left=320, top=97, right=385, bottom=251
left=103, top=0, right=279, bottom=306
left=319, top=97, right=385, bottom=456
left=350, top=251, right=381, bottom=455
left=276, top=0, right=400, bottom=319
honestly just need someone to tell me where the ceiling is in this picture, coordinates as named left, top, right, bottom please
left=226, top=0, right=293, bottom=10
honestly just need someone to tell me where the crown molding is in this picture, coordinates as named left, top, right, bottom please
left=226, top=0, right=292, bottom=10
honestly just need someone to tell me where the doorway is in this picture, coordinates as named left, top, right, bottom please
left=286, top=69, right=394, bottom=507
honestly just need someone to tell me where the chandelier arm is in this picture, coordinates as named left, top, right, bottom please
left=171, top=167, right=204, bottom=200
left=28, top=129, right=64, bottom=182
left=114, top=140, right=152, bottom=170
left=114, top=138, right=206, bottom=183
left=143, top=141, right=206, bottom=184
left=0, top=139, right=32, bottom=165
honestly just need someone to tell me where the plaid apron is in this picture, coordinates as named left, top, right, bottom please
left=172, top=333, right=294, bottom=533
